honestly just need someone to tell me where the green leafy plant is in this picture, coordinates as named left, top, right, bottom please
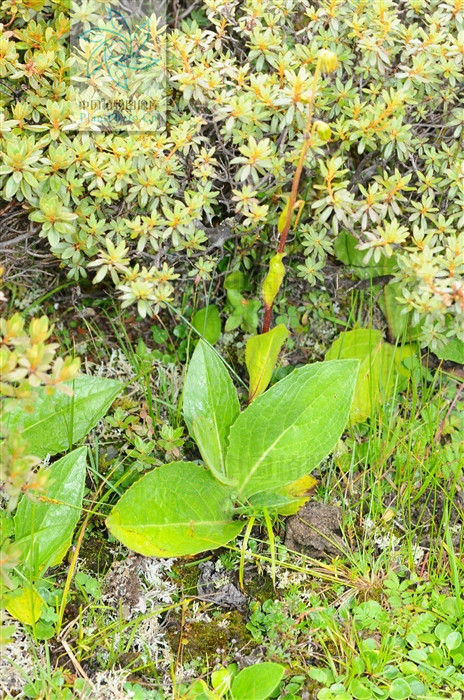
left=1, top=368, right=121, bottom=628
left=106, top=341, right=358, bottom=567
left=325, top=329, right=415, bottom=423
left=305, top=572, right=464, bottom=700
left=225, top=290, right=261, bottom=334
left=184, top=662, right=285, bottom=700
left=1, top=1, right=464, bottom=348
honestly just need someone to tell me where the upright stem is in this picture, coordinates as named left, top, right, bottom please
left=262, top=60, right=321, bottom=333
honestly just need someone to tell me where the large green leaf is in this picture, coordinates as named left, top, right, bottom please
left=334, top=231, right=396, bottom=279
left=434, top=337, right=464, bottom=364
left=3, top=375, right=122, bottom=459
left=106, top=461, right=244, bottom=557
left=183, top=341, right=240, bottom=483
left=325, top=329, right=414, bottom=423
left=225, top=360, right=358, bottom=498
left=14, top=447, right=87, bottom=577
left=246, top=324, right=289, bottom=401
left=231, top=663, right=285, bottom=700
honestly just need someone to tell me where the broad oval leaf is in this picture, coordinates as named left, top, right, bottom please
left=225, top=360, right=358, bottom=498
left=183, top=341, right=240, bottom=483
left=4, top=586, right=44, bottom=625
left=14, top=446, right=87, bottom=577
left=246, top=323, right=289, bottom=401
left=434, top=337, right=464, bottom=364
left=3, top=375, right=122, bottom=458
left=325, top=329, right=414, bottom=423
left=192, top=305, right=222, bottom=345
left=231, top=663, right=285, bottom=700
left=106, top=461, right=244, bottom=557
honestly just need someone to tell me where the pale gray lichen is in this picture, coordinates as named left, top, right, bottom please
left=0, top=619, right=45, bottom=697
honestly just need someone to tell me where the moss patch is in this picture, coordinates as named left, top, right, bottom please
left=79, top=532, right=113, bottom=574
left=244, top=572, right=275, bottom=603
left=167, top=610, right=254, bottom=661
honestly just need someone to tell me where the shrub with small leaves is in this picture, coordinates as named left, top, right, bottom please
left=0, top=0, right=464, bottom=346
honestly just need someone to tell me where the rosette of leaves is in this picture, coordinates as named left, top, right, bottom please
left=106, top=341, right=358, bottom=557
left=1, top=0, right=464, bottom=346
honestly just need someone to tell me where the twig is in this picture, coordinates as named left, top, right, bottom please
left=0, top=232, right=30, bottom=248
left=0, top=201, right=16, bottom=217
left=262, top=57, right=324, bottom=333
left=178, top=0, right=201, bottom=20
left=59, top=636, right=95, bottom=688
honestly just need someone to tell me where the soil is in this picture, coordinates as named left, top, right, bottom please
left=79, top=532, right=114, bottom=574
left=284, top=502, right=348, bottom=560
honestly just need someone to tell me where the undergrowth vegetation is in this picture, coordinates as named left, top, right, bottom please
left=0, top=0, right=464, bottom=347
left=1, top=1, right=464, bottom=699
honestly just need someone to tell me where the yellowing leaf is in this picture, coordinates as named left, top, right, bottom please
left=314, top=120, right=332, bottom=141
left=279, top=474, right=318, bottom=515
left=4, top=586, right=43, bottom=625
left=251, top=475, right=317, bottom=516
left=383, top=508, right=396, bottom=523
left=262, top=254, right=286, bottom=309
left=246, top=324, right=289, bottom=401
left=277, top=199, right=305, bottom=234
left=278, top=197, right=291, bottom=234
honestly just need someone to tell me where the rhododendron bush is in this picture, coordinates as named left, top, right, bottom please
left=0, top=0, right=463, bottom=349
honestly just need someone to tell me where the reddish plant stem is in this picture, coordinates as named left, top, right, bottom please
left=261, top=61, right=321, bottom=333
left=262, top=304, right=272, bottom=334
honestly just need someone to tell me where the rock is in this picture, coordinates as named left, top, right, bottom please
left=197, top=561, right=247, bottom=610
left=284, top=502, right=348, bottom=560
